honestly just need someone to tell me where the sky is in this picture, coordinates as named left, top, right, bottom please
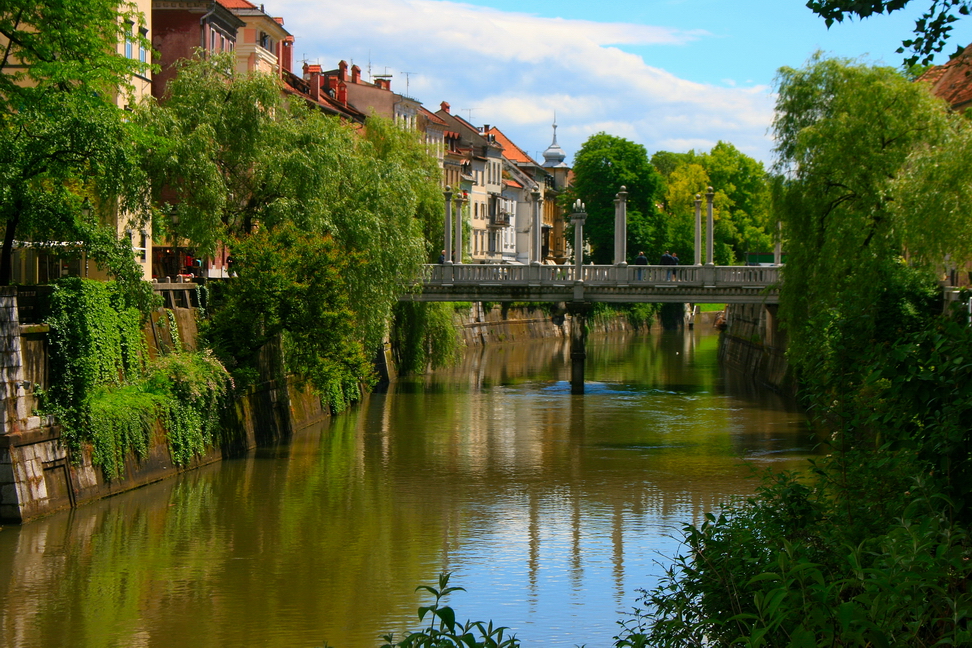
left=266, top=0, right=972, bottom=167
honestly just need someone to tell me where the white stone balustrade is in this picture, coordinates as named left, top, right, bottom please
left=406, top=264, right=781, bottom=304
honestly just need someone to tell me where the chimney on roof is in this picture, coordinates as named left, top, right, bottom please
left=440, top=101, right=450, bottom=113
left=483, top=124, right=490, bottom=132
left=351, top=64, right=360, bottom=84
left=303, top=62, right=322, bottom=102
left=281, top=36, right=293, bottom=74
left=338, top=81, right=347, bottom=105
left=338, top=60, right=348, bottom=81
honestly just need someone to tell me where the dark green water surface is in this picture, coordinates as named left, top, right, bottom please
left=0, top=330, right=812, bottom=648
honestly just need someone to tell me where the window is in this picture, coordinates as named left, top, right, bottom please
left=139, top=27, right=147, bottom=63
left=124, top=21, right=134, bottom=59
left=211, top=29, right=216, bottom=52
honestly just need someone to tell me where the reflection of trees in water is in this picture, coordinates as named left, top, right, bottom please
left=0, top=332, right=809, bottom=648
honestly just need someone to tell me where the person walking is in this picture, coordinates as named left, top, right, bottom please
left=661, top=250, right=675, bottom=280
left=438, top=249, right=446, bottom=264
left=671, top=252, right=679, bottom=281
left=634, top=251, right=648, bottom=280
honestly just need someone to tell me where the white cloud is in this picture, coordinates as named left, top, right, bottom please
left=270, top=0, right=777, bottom=164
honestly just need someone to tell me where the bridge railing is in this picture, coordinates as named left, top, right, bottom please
left=424, top=264, right=780, bottom=285
left=421, top=264, right=780, bottom=288
left=716, top=266, right=780, bottom=284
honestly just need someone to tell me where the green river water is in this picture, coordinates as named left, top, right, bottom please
left=0, top=329, right=813, bottom=648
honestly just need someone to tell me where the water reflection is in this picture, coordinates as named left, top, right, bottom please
left=0, top=330, right=812, bottom=648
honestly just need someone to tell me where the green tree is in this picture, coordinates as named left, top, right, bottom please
left=568, top=133, right=665, bottom=264
left=204, top=224, right=373, bottom=411
left=701, top=142, right=772, bottom=262
left=621, top=54, right=972, bottom=648
left=0, top=0, right=151, bottom=285
left=141, top=57, right=441, bottom=394
left=807, top=0, right=970, bottom=65
left=773, top=55, right=952, bottom=396
left=653, top=143, right=771, bottom=264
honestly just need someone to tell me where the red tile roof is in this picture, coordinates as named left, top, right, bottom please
left=919, top=43, right=972, bottom=110
left=420, top=106, right=447, bottom=126
left=217, top=0, right=258, bottom=9
left=486, top=127, right=536, bottom=165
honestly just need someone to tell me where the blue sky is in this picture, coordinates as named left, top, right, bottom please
left=269, top=0, right=972, bottom=166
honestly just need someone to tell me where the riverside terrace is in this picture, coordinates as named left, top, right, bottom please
left=400, top=263, right=781, bottom=305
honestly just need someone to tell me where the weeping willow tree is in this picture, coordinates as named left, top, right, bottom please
left=773, top=54, right=960, bottom=410
left=615, top=56, right=972, bottom=648
left=138, top=56, right=442, bottom=405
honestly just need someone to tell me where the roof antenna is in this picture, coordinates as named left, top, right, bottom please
left=402, top=71, right=414, bottom=97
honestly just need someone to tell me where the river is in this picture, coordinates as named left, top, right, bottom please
left=0, top=329, right=812, bottom=648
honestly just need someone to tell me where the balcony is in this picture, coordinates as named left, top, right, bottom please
left=489, top=210, right=512, bottom=228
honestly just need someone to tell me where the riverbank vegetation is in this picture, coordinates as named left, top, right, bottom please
left=613, top=55, right=972, bottom=646
left=136, top=56, right=443, bottom=403
left=45, top=278, right=232, bottom=478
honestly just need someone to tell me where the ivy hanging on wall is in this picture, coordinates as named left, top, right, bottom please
left=45, top=278, right=232, bottom=479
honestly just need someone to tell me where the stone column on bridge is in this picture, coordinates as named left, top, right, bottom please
left=453, top=192, right=466, bottom=264
left=704, top=187, right=716, bottom=287
left=705, top=187, right=715, bottom=266
left=443, top=186, right=453, bottom=264
left=774, top=220, right=782, bottom=265
left=531, top=188, right=543, bottom=265
left=571, top=199, right=587, bottom=278
left=613, top=186, right=628, bottom=266
left=694, top=193, right=702, bottom=266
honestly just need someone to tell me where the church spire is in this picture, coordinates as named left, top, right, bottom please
left=542, top=115, right=567, bottom=168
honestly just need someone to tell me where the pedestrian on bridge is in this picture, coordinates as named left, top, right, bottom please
left=661, top=250, right=676, bottom=280
left=634, top=251, right=648, bottom=280
left=439, top=250, right=446, bottom=264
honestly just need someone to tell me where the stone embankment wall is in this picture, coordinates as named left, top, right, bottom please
left=454, top=303, right=724, bottom=346
left=718, top=302, right=793, bottom=395
left=0, top=286, right=328, bottom=524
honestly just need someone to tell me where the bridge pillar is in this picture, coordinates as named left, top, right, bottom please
left=694, top=193, right=702, bottom=266
left=532, top=189, right=543, bottom=264
left=571, top=200, right=587, bottom=277
left=443, top=186, right=453, bottom=264
left=614, top=186, right=628, bottom=265
left=774, top=221, right=782, bottom=265
left=705, top=187, right=715, bottom=266
left=453, top=192, right=466, bottom=264
left=567, top=303, right=592, bottom=394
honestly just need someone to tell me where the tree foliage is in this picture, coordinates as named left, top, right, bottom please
left=0, top=0, right=152, bottom=285
left=619, top=54, right=972, bottom=647
left=139, top=56, right=441, bottom=363
left=773, top=54, right=955, bottom=399
left=567, top=133, right=665, bottom=264
left=653, top=143, right=772, bottom=264
left=807, top=0, right=970, bottom=66
left=204, top=224, right=373, bottom=411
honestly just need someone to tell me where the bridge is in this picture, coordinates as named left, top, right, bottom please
left=406, top=187, right=782, bottom=393
left=402, top=263, right=780, bottom=304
